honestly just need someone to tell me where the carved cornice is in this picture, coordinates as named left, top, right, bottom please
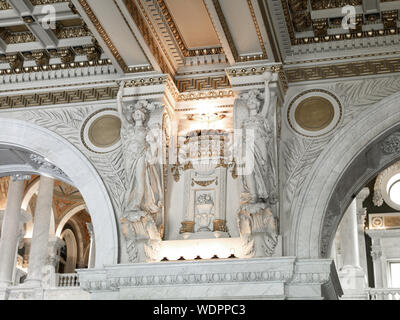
left=0, top=58, right=113, bottom=76
left=211, top=0, right=239, bottom=62
left=281, top=0, right=399, bottom=46
left=122, top=0, right=172, bottom=75
left=247, top=0, right=268, bottom=59
left=310, top=0, right=361, bottom=10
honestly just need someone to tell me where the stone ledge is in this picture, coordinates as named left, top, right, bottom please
left=77, top=257, right=342, bottom=300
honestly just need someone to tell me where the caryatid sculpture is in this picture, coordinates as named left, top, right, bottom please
left=117, top=81, right=164, bottom=263
left=234, top=71, right=279, bottom=258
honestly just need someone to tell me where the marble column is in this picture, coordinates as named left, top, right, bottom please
left=86, top=222, right=95, bottom=268
left=338, top=198, right=367, bottom=299
left=25, top=176, right=54, bottom=286
left=0, top=175, right=30, bottom=288
left=366, top=230, right=385, bottom=290
left=355, top=187, right=370, bottom=285
left=341, top=199, right=361, bottom=268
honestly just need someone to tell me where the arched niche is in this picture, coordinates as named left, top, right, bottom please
left=289, top=91, right=400, bottom=259
left=0, top=118, right=118, bottom=267
left=61, top=229, right=78, bottom=273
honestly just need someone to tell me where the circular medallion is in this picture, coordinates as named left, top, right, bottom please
left=288, top=89, right=342, bottom=137
left=88, top=115, right=121, bottom=148
left=81, top=109, right=122, bottom=153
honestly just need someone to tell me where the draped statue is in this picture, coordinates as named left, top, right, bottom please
left=117, top=81, right=164, bottom=262
left=234, top=71, right=279, bottom=258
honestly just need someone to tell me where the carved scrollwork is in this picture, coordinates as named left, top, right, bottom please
left=381, top=132, right=400, bottom=154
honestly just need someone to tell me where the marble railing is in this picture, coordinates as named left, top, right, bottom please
left=368, top=288, right=400, bottom=300
left=56, top=273, right=80, bottom=287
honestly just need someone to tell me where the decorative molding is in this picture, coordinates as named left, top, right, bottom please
left=285, top=58, right=400, bottom=83
left=77, top=0, right=131, bottom=73
left=373, top=160, right=400, bottom=207
left=246, top=0, right=268, bottom=59
left=310, top=0, right=361, bottom=10
left=176, top=76, right=231, bottom=92
left=29, top=154, right=68, bottom=180
left=0, top=58, right=114, bottom=77
left=122, top=0, right=172, bottom=75
left=0, top=86, right=118, bottom=109
left=287, top=89, right=342, bottom=138
left=281, top=0, right=399, bottom=46
left=19, top=105, right=127, bottom=215
left=156, top=0, right=224, bottom=58
left=381, top=132, right=400, bottom=155
left=30, top=0, right=69, bottom=4
left=0, top=0, right=11, bottom=10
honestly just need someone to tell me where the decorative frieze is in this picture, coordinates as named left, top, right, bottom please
left=0, top=86, right=118, bottom=109
left=76, top=258, right=341, bottom=299
left=285, top=58, right=400, bottom=83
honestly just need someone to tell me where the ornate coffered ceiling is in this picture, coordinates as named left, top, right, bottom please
left=1, top=0, right=400, bottom=95
left=0, top=0, right=112, bottom=74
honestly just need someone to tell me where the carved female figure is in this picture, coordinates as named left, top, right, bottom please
left=117, top=83, right=163, bottom=225
left=238, top=72, right=277, bottom=205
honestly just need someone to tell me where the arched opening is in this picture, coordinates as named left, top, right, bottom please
left=287, top=91, right=400, bottom=299
left=0, top=118, right=118, bottom=268
left=289, top=91, right=400, bottom=260
left=60, top=229, right=78, bottom=274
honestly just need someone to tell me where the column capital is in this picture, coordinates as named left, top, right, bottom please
left=10, top=174, right=31, bottom=182
left=371, top=248, right=382, bottom=261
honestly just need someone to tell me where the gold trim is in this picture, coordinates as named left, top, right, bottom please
left=0, top=86, right=118, bottom=109
left=213, top=219, right=227, bottom=232
left=122, top=0, right=172, bottom=75
left=157, top=0, right=224, bottom=57
left=281, top=0, right=399, bottom=46
left=0, top=58, right=113, bottom=75
left=285, top=57, right=400, bottom=83
left=0, top=0, right=11, bottom=10
left=77, top=0, right=129, bottom=73
left=192, top=178, right=216, bottom=187
left=310, top=0, right=361, bottom=10
left=113, top=0, right=157, bottom=73
left=287, top=89, right=342, bottom=138
left=247, top=0, right=268, bottom=59
left=80, top=108, right=120, bottom=154
left=211, top=0, right=239, bottom=62
left=176, top=76, right=231, bottom=93
left=257, top=0, right=281, bottom=62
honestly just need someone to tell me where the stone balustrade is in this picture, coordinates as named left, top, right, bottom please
left=56, top=273, right=80, bottom=287
left=368, top=288, right=400, bottom=300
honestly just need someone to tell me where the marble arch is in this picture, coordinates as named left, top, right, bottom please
left=0, top=118, right=118, bottom=268
left=289, top=91, right=400, bottom=259
left=55, top=204, right=87, bottom=238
